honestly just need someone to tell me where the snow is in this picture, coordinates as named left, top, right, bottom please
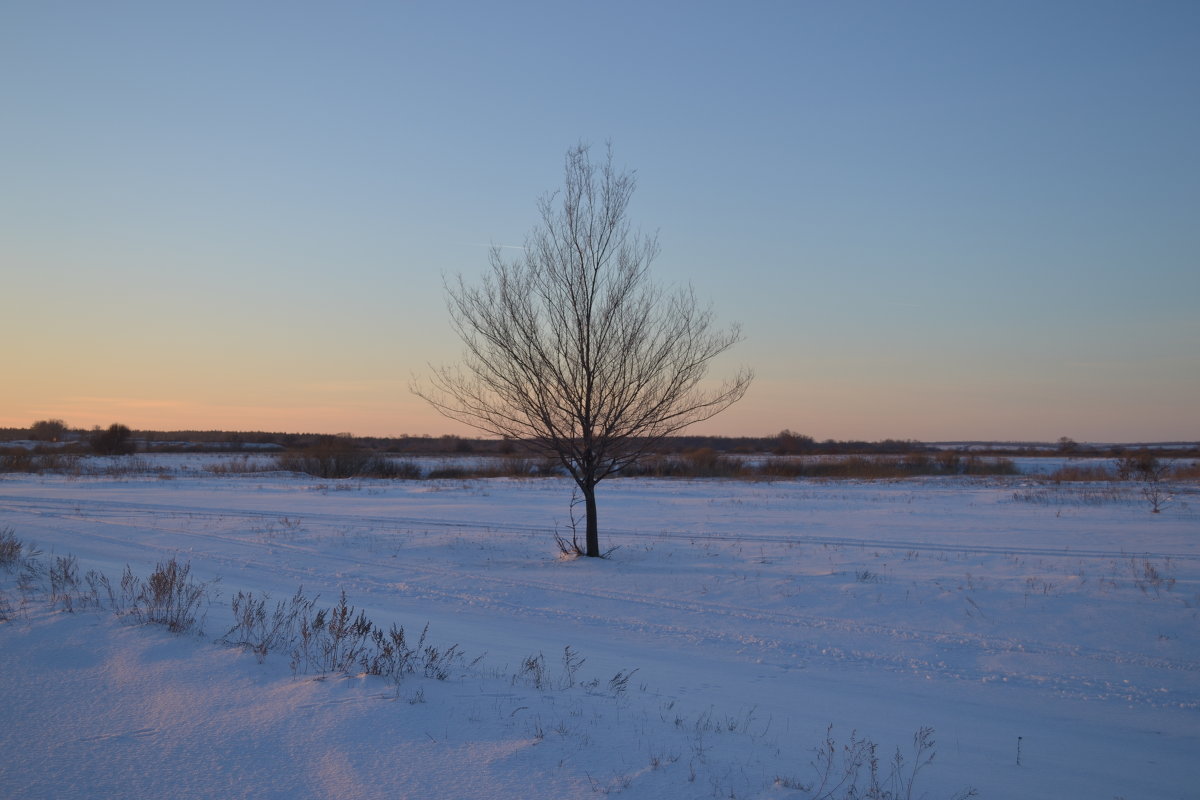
left=2, top=461, right=1198, bottom=799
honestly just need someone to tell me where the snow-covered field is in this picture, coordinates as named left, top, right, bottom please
left=2, top=457, right=1197, bottom=799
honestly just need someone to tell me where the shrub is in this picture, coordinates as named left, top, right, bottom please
left=426, top=466, right=469, bottom=479
left=622, top=449, right=743, bottom=478
left=427, top=458, right=559, bottom=479
left=301, top=589, right=375, bottom=673
left=122, top=557, right=211, bottom=633
left=515, top=652, right=549, bottom=690
left=773, top=429, right=816, bottom=455
left=1049, top=464, right=1116, bottom=482
left=1117, top=451, right=1168, bottom=482
left=963, top=456, right=1019, bottom=475
left=90, top=423, right=136, bottom=455
left=489, top=456, right=560, bottom=477
left=48, top=554, right=81, bottom=610
left=0, top=526, right=24, bottom=569
left=0, top=450, right=37, bottom=473
left=204, top=456, right=273, bottom=475
left=682, top=447, right=742, bottom=477
left=1116, top=451, right=1174, bottom=512
left=221, top=588, right=318, bottom=663
left=0, top=451, right=82, bottom=475
left=28, top=419, right=68, bottom=442
left=0, top=528, right=44, bottom=609
left=276, top=438, right=421, bottom=479
left=288, top=590, right=462, bottom=682
left=774, top=725, right=978, bottom=800
left=757, top=455, right=1018, bottom=480
left=1172, top=460, right=1200, bottom=481
left=755, top=458, right=807, bottom=479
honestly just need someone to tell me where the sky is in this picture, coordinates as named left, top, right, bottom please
left=2, top=0, right=1197, bottom=442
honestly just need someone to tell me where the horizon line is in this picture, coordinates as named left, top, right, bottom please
left=3, top=425, right=1196, bottom=448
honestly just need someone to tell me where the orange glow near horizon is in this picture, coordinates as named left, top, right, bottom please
left=4, top=377, right=1196, bottom=443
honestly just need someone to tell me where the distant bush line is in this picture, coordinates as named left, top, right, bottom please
left=4, top=427, right=1198, bottom=484
left=1, top=447, right=1024, bottom=480
left=624, top=449, right=1022, bottom=479
left=5, top=422, right=1199, bottom=460
left=6, top=444, right=1200, bottom=484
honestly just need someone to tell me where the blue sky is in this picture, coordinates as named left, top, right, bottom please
left=2, top=1, right=1197, bottom=441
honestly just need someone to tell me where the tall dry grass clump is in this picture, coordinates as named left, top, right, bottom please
left=276, top=437, right=421, bottom=479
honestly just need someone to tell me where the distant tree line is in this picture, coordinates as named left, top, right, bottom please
left=3, top=421, right=1197, bottom=460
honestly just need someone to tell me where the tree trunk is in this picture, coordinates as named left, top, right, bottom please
left=581, top=481, right=600, bottom=557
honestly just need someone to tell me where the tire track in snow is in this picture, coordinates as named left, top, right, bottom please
left=3, top=493, right=1196, bottom=562
left=4, top=490, right=1197, bottom=709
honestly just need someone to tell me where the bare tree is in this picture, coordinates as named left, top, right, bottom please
left=1118, top=450, right=1172, bottom=513
left=416, top=143, right=752, bottom=557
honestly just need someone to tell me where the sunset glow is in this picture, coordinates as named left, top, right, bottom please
left=3, top=3, right=1197, bottom=442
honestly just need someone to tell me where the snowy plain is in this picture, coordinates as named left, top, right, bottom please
left=1, top=455, right=1197, bottom=799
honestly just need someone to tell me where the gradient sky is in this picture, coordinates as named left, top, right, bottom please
left=2, top=1, right=1197, bottom=442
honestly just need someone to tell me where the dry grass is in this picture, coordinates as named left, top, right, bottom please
left=0, top=450, right=81, bottom=475
left=1170, top=460, right=1200, bottom=481
left=276, top=446, right=422, bottom=479
left=1048, top=464, right=1117, bottom=482
left=756, top=454, right=1018, bottom=480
